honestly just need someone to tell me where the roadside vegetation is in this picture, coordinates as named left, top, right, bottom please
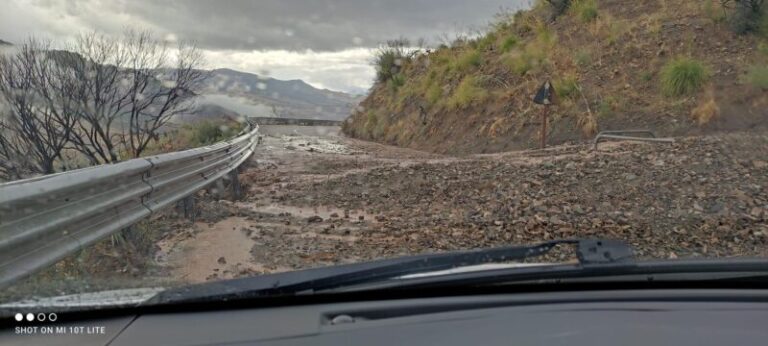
left=344, top=0, right=768, bottom=154
left=660, top=58, right=710, bottom=97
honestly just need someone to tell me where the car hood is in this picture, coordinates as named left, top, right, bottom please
left=0, top=287, right=164, bottom=315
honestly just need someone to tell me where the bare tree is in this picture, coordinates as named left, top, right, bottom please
left=0, top=30, right=207, bottom=181
left=0, top=39, right=77, bottom=180
left=122, top=33, right=207, bottom=158
left=58, top=30, right=207, bottom=163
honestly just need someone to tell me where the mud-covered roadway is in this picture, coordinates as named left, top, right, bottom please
left=157, top=126, right=768, bottom=285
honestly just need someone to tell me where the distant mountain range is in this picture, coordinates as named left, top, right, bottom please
left=0, top=39, right=12, bottom=46
left=186, top=68, right=362, bottom=123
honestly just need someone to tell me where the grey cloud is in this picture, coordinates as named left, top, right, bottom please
left=3, top=0, right=532, bottom=52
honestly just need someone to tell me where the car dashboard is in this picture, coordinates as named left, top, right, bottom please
left=2, top=289, right=767, bottom=346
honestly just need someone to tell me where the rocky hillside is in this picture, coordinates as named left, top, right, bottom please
left=343, top=0, right=768, bottom=154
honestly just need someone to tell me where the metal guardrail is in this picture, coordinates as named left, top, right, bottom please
left=593, top=130, right=675, bottom=150
left=0, top=124, right=260, bottom=288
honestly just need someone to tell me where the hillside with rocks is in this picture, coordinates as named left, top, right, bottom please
left=343, top=0, right=768, bottom=154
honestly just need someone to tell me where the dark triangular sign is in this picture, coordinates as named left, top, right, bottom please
left=533, top=80, right=554, bottom=105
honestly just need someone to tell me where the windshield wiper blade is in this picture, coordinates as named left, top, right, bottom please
left=150, top=239, right=633, bottom=304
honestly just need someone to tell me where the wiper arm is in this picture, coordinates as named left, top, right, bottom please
left=150, top=239, right=633, bottom=304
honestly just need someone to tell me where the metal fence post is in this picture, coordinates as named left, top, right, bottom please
left=229, top=167, right=242, bottom=200
left=175, top=196, right=197, bottom=221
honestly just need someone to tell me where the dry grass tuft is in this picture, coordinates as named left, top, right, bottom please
left=690, top=91, right=720, bottom=125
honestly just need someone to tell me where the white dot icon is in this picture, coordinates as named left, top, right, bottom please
left=14, top=313, right=23, bottom=322
left=26, top=313, right=34, bottom=322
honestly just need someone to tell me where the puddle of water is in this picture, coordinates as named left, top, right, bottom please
left=167, top=217, right=260, bottom=283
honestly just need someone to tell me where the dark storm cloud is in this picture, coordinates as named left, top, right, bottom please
left=3, top=0, right=531, bottom=51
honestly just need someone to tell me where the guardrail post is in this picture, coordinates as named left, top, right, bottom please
left=230, top=168, right=243, bottom=201
left=176, top=196, right=197, bottom=222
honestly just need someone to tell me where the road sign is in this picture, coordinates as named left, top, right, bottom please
left=532, top=80, right=555, bottom=149
left=533, top=80, right=554, bottom=105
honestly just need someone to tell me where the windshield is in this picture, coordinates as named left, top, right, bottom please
left=1, top=0, right=767, bottom=310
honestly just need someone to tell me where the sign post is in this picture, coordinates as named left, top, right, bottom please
left=533, top=80, right=555, bottom=149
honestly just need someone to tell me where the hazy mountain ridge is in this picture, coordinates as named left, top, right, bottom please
left=194, top=68, right=361, bottom=121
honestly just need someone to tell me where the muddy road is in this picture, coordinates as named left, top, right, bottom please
left=156, top=126, right=768, bottom=285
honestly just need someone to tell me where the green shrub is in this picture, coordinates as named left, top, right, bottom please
left=660, top=57, right=710, bottom=97
left=574, top=49, right=592, bottom=67
left=506, top=54, right=532, bottom=75
left=572, top=0, right=598, bottom=22
left=505, top=45, right=548, bottom=76
left=746, top=65, right=768, bottom=89
left=534, top=23, right=557, bottom=47
left=374, top=38, right=414, bottom=83
left=501, top=34, right=519, bottom=53
left=476, top=32, right=497, bottom=50
left=598, top=100, right=613, bottom=118
left=454, top=49, right=482, bottom=72
left=389, top=73, right=406, bottom=92
left=597, top=96, right=622, bottom=118
left=426, top=82, right=443, bottom=105
left=640, top=71, right=654, bottom=82
left=606, top=20, right=629, bottom=45
left=187, top=121, right=240, bottom=146
left=555, top=76, right=579, bottom=99
left=447, top=76, right=489, bottom=109
left=364, top=111, right=379, bottom=136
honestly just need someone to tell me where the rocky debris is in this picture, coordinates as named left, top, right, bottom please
left=217, top=257, right=227, bottom=265
left=277, top=132, right=768, bottom=260
left=159, top=129, right=767, bottom=284
left=307, top=215, right=324, bottom=223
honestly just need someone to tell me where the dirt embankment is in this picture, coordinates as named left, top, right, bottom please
left=343, top=0, right=768, bottom=154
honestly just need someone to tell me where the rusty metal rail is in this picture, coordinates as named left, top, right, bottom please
left=593, top=130, right=675, bottom=150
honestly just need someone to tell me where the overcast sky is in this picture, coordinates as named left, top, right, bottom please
left=1, top=0, right=532, bottom=94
